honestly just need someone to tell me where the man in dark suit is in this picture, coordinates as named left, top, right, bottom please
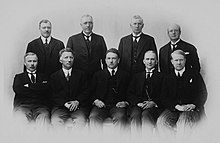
left=26, top=19, right=65, bottom=77
left=159, top=24, right=200, bottom=75
left=13, top=52, right=50, bottom=126
left=118, top=15, right=157, bottom=76
left=157, top=50, right=207, bottom=138
left=66, top=14, right=107, bottom=81
left=89, top=48, right=130, bottom=131
left=50, top=48, right=89, bottom=129
left=127, top=50, right=164, bottom=133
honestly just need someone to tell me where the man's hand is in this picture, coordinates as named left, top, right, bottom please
left=142, top=101, right=156, bottom=109
left=64, top=100, right=79, bottom=111
left=183, top=104, right=196, bottom=111
left=94, top=99, right=105, bottom=108
left=24, top=84, right=29, bottom=87
left=116, top=101, right=128, bottom=108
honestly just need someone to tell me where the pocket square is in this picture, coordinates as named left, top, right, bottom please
left=185, top=52, right=190, bottom=55
left=42, top=81, right=48, bottom=83
left=189, top=78, right=193, bottom=83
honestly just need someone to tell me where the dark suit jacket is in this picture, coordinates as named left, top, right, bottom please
left=159, top=39, right=200, bottom=75
left=66, top=32, right=107, bottom=78
left=118, top=33, right=157, bottom=74
left=13, top=71, right=49, bottom=107
left=160, top=69, right=207, bottom=111
left=127, top=70, right=164, bottom=108
left=91, top=68, right=130, bottom=105
left=26, top=37, right=65, bottom=77
left=49, top=69, right=88, bottom=108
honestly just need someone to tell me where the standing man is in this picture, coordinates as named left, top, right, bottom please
left=157, top=50, right=207, bottom=138
left=66, top=14, right=107, bottom=80
left=13, top=52, right=50, bottom=126
left=127, top=50, right=164, bottom=132
left=26, top=19, right=65, bottom=77
left=159, top=24, right=200, bottom=75
left=50, top=48, right=89, bottom=128
left=118, top=15, right=157, bottom=76
left=89, top=48, right=130, bottom=130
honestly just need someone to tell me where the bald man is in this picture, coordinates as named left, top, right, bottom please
left=159, top=24, right=200, bottom=75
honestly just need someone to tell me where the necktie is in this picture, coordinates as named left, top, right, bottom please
left=171, top=44, right=177, bottom=51
left=177, top=72, right=181, bottom=78
left=111, top=69, right=115, bottom=76
left=66, top=72, right=70, bottom=81
left=44, top=38, right=48, bottom=45
left=133, top=36, right=140, bottom=43
left=30, top=73, right=35, bottom=83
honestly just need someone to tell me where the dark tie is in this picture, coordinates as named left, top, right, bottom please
left=66, top=72, right=70, bottom=81
left=111, top=69, right=115, bottom=76
left=177, top=72, right=181, bottom=78
left=30, top=73, right=35, bottom=83
left=45, top=38, right=48, bottom=45
left=171, top=44, right=177, bottom=51
left=133, top=36, right=140, bottom=43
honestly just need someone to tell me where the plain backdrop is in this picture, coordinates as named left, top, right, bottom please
left=1, top=0, right=220, bottom=142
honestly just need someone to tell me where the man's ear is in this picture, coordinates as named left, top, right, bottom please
left=59, top=57, right=62, bottom=64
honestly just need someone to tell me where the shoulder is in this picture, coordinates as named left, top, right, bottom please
left=28, top=37, right=40, bottom=44
left=180, top=40, right=197, bottom=50
left=51, top=37, right=64, bottom=44
left=69, top=33, right=81, bottom=38
left=118, top=69, right=130, bottom=76
left=120, top=34, right=131, bottom=40
left=141, top=33, right=155, bottom=40
left=160, top=42, right=170, bottom=51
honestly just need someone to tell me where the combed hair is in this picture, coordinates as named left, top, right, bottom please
left=106, top=48, right=120, bottom=59
left=144, top=50, right=158, bottom=59
left=39, top=19, right=51, bottom=28
left=131, top=15, right=143, bottom=23
left=24, top=52, right=38, bottom=60
left=171, top=49, right=186, bottom=59
left=59, top=48, right=75, bottom=57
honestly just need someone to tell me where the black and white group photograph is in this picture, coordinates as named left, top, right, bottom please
left=1, top=0, right=219, bottom=143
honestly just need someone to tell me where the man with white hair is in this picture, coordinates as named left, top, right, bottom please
left=159, top=24, right=200, bottom=75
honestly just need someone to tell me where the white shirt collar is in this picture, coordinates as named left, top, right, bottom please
left=175, top=67, right=185, bottom=77
left=132, top=32, right=142, bottom=42
left=82, top=32, right=92, bottom=41
left=62, top=68, right=72, bottom=76
left=41, top=36, right=51, bottom=44
left=145, top=68, right=155, bottom=73
left=171, top=38, right=180, bottom=45
left=107, top=67, right=118, bottom=76
left=26, top=69, right=36, bottom=74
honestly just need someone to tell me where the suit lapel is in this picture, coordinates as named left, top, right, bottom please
left=37, top=37, right=46, bottom=55
left=47, top=37, right=55, bottom=56
left=136, top=34, right=146, bottom=57
left=58, top=70, right=68, bottom=87
left=125, top=35, right=133, bottom=62
left=79, top=33, right=89, bottom=55
left=90, top=34, right=97, bottom=54
left=139, top=72, right=146, bottom=94
left=23, top=72, right=32, bottom=83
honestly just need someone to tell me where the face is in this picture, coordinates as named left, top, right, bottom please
left=143, top=52, right=157, bottom=71
left=130, top=18, right=144, bottom=35
left=171, top=53, right=186, bottom=71
left=59, top=52, right=74, bottom=70
left=24, top=55, right=38, bottom=72
left=39, top=22, right=51, bottom=38
left=105, top=52, right=120, bottom=69
left=80, top=16, right=93, bottom=35
left=167, top=24, right=181, bottom=42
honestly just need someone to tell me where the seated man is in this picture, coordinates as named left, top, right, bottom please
left=13, top=52, right=50, bottom=126
left=157, top=50, right=207, bottom=138
left=127, top=50, right=164, bottom=132
left=89, top=48, right=130, bottom=131
left=50, top=48, right=89, bottom=129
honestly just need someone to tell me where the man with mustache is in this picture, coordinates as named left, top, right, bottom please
left=26, top=19, right=65, bottom=78
left=118, top=15, right=157, bottom=77
left=13, top=52, right=50, bottom=126
left=89, top=48, right=130, bottom=131
left=66, top=14, right=107, bottom=81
